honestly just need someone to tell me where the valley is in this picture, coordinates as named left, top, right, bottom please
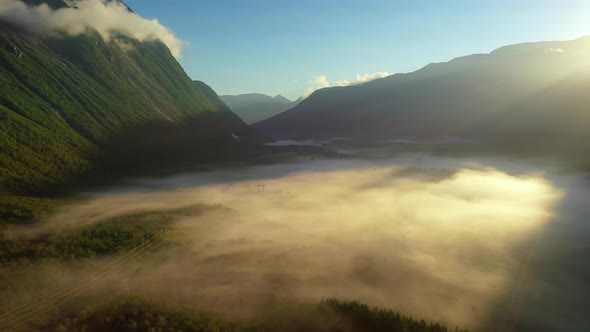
left=1, top=1, right=590, bottom=331
left=1, top=144, right=590, bottom=331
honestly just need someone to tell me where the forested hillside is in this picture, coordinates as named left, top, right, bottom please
left=0, top=18, right=249, bottom=222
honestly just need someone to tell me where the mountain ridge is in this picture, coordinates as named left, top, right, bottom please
left=273, top=94, right=292, bottom=104
left=255, top=36, right=590, bottom=162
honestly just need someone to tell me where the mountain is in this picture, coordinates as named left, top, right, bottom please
left=0, top=1, right=250, bottom=219
left=220, top=93, right=300, bottom=124
left=273, top=94, right=292, bottom=104
left=23, top=0, right=131, bottom=10
left=255, top=36, right=590, bottom=159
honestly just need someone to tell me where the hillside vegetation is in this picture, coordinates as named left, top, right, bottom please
left=0, top=24, right=249, bottom=222
left=42, top=298, right=466, bottom=332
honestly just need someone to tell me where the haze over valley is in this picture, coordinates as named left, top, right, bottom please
left=1, top=1, right=590, bottom=331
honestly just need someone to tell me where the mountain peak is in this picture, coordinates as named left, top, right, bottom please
left=273, top=94, right=292, bottom=104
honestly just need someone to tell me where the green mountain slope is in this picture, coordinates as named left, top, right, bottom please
left=0, top=20, right=249, bottom=219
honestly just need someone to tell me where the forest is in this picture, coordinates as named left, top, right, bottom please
left=42, top=298, right=467, bottom=332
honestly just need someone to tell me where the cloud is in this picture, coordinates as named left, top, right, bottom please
left=303, top=72, right=393, bottom=97
left=335, top=72, right=393, bottom=87
left=303, top=75, right=331, bottom=97
left=0, top=0, right=183, bottom=58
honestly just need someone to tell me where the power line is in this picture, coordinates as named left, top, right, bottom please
left=0, top=234, right=168, bottom=331
left=244, top=184, right=266, bottom=194
left=0, top=234, right=161, bottom=325
left=0, top=232, right=157, bottom=318
left=4, top=234, right=171, bottom=332
left=0, top=231, right=173, bottom=331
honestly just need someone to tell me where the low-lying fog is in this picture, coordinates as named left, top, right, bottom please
left=5, top=151, right=590, bottom=331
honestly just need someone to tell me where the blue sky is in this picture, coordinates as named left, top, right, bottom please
left=126, top=0, right=590, bottom=100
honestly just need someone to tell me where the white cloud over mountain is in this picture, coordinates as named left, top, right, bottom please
left=0, top=0, right=183, bottom=58
left=304, top=72, right=393, bottom=97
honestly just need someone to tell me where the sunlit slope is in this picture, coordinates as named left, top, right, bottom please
left=0, top=25, right=248, bottom=197
left=255, top=36, right=590, bottom=156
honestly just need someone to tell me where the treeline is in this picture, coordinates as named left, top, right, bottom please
left=324, top=299, right=466, bottom=332
left=0, top=207, right=195, bottom=266
left=42, top=297, right=468, bottom=332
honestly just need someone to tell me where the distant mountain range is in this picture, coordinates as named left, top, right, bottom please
left=255, top=36, right=590, bottom=160
left=220, top=93, right=301, bottom=124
